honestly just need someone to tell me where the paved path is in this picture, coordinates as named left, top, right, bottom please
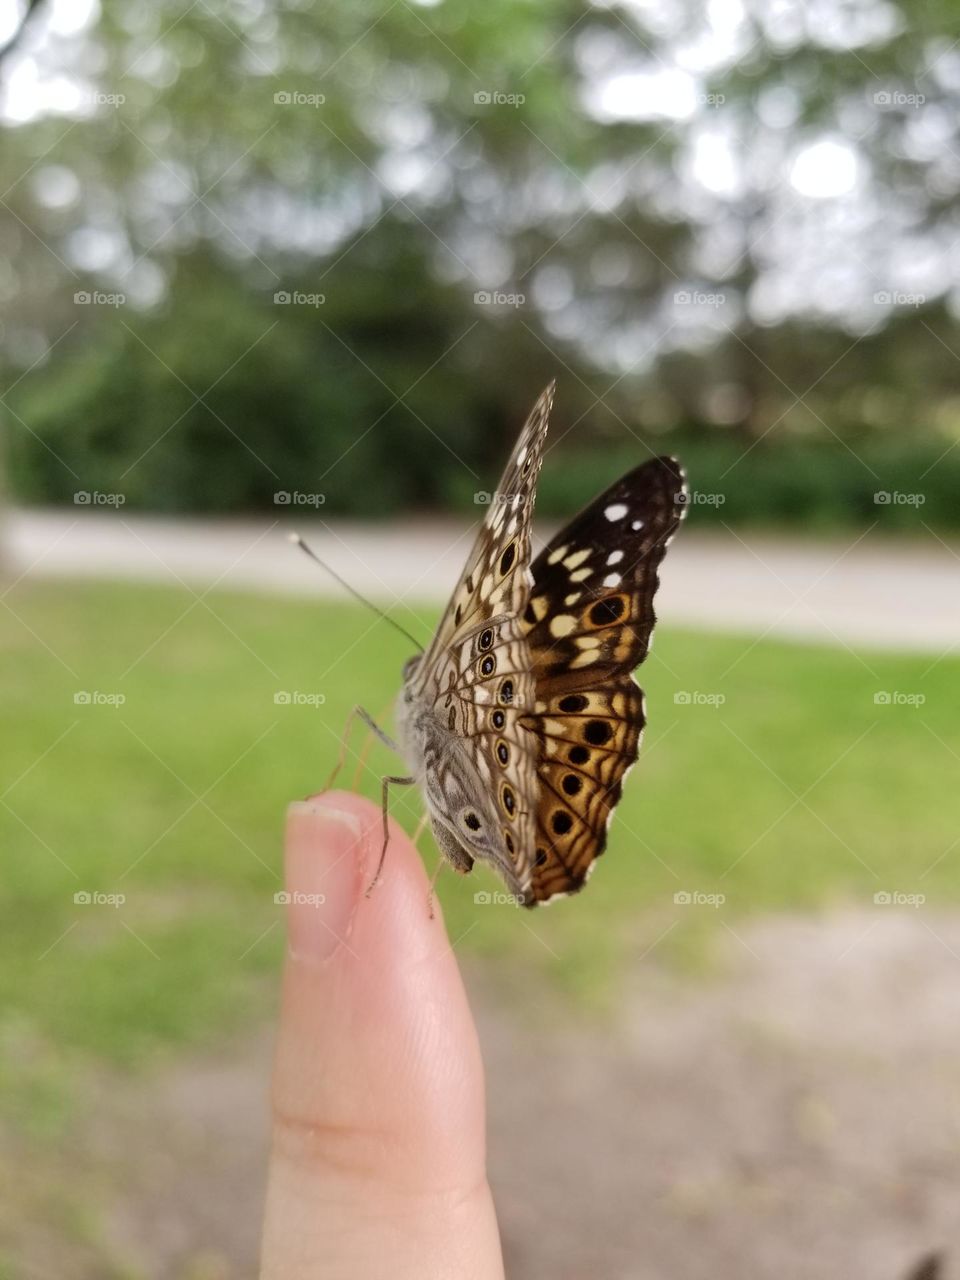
left=4, top=508, right=958, bottom=654
left=22, top=912, right=960, bottom=1279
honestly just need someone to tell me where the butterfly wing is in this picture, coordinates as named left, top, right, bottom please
left=404, top=382, right=556, bottom=901
left=519, top=455, right=686, bottom=905
left=420, top=381, right=554, bottom=663
left=422, top=614, right=539, bottom=899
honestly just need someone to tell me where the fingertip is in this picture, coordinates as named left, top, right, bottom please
left=285, top=790, right=442, bottom=961
left=284, top=796, right=369, bottom=962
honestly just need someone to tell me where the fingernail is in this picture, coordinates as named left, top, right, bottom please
left=284, top=799, right=365, bottom=963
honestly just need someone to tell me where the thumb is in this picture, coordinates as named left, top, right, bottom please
left=260, top=791, right=504, bottom=1280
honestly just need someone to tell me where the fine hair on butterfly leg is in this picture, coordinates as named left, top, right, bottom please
left=350, top=698, right=396, bottom=789
left=322, top=704, right=401, bottom=794
left=423, top=832, right=445, bottom=920
left=365, top=774, right=417, bottom=897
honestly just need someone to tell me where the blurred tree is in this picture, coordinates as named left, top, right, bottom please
left=1, top=0, right=959, bottom=521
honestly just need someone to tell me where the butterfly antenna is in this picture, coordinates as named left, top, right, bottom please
left=288, top=532, right=425, bottom=653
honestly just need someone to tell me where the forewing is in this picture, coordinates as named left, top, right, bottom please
left=520, top=455, right=686, bottom=904
left=406, top=383, right=556, bottom=902
left=420, top=381, right=554, bottom=664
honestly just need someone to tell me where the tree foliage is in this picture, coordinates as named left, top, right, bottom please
left=1, top=0, right=959, bottom=522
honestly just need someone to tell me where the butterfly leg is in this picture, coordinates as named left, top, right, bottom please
left=400, top=810, right=442, bottom=916
left=364, top=774, right=417, bottom=897
left=350, top=698, right=395, bottom=789
left=425, top=853, right=444, bottom=921
left=323, top=705, right=400, bottom=794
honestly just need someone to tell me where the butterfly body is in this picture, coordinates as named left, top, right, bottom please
left=396, top=383, right=685, bottom=907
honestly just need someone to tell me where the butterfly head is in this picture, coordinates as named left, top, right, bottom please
left=401, top=654, right=422, bottom=684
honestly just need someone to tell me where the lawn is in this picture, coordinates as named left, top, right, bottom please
left=1, top=579, right=956, bottom=1107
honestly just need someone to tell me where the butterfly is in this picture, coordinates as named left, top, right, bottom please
left=389, top=380, right=686, bottom=907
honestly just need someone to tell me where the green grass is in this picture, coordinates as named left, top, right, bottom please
left=1, top=578, right=957, bottom=1090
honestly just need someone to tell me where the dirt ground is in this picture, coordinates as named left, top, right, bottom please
left=9, top=910, right=960, bottom=1279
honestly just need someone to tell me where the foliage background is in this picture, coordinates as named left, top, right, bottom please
left=2, top=0, right=959, bottom=525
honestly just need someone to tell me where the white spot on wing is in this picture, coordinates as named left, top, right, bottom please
left=603, top=573, right=622, bottom=587
left=563, top=548, right=591, bottom=570
left=605, top=503, right=628, bottom=521
left=606, top=550, right=624, bottom=565
left=549, top=614, right=577, bottom=637
left=570, top=648, right=601, bottom=668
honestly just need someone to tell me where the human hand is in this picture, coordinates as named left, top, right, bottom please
left=260, top=792, right=505, bottom=1279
